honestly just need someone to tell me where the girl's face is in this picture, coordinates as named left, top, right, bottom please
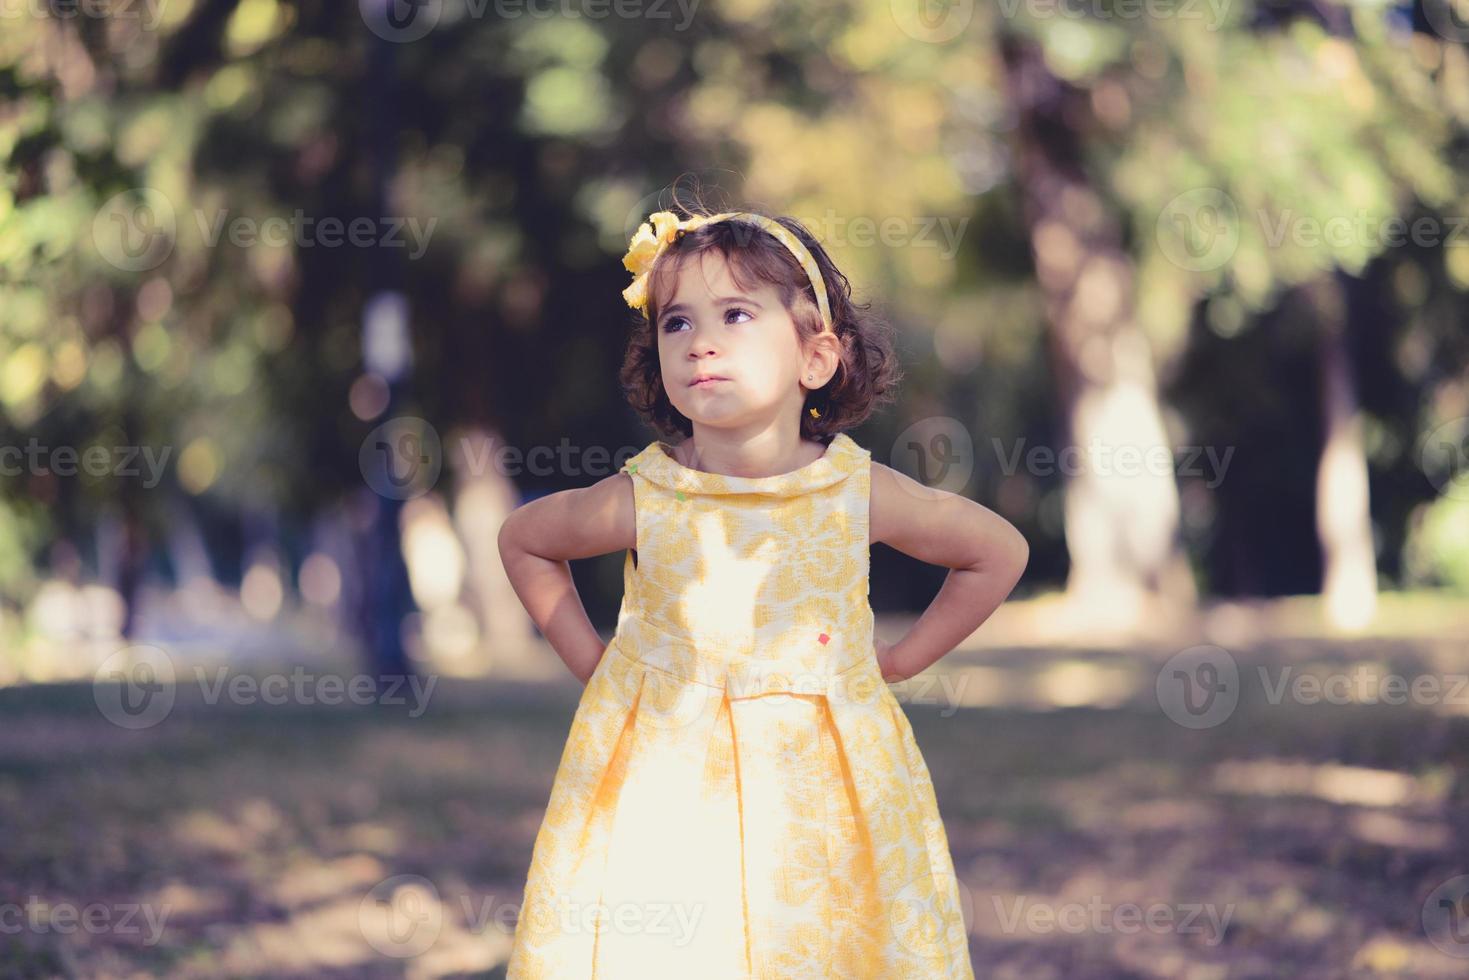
left=655, top=250, right=818, bottom=435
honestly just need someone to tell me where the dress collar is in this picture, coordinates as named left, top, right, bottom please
left=621, top=432, right=867, bottom=497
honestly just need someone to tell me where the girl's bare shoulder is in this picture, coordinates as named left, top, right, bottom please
left=868, top=460, right=952, bottom=546
left=868, top=462, right=1028, bottom=572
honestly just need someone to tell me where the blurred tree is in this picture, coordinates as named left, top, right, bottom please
left=999, top=29, right=1195, bottom=624
left=988, top=2, right=1467, bottom=624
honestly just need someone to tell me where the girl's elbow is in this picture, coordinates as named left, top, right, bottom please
left=1006, top=530, right=1030, bottom=583
left=984, top=526, right=1028, bottom=583
left=498, top=511, right=524, bottom=561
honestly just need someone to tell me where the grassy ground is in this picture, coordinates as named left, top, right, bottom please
left=2, top=633, right=1468, bottom=978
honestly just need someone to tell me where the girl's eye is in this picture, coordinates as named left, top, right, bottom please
left=661, top=307, right=754, bottom=333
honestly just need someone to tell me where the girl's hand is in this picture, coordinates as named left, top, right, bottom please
left=874, top=636, right=904, bottom=682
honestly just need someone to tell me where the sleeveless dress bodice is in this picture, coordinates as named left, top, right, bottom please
left=615, top=431, right=877, bottom=698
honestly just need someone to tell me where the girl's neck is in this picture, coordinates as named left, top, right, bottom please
left=670, top=428, right=828, bottom=479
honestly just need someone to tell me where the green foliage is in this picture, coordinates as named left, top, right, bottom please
left=0, top=0, right=1466, bottom=605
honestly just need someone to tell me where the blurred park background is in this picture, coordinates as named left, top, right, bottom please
left=4, top=0, right=1469, bottom=976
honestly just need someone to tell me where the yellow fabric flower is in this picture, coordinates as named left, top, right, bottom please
left=621, top=210, right=689, bottom=312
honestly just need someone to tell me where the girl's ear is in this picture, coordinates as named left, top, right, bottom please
left=802, top=331, right=843, bottom=388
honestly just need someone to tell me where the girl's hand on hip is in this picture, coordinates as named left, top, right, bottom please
left=874, top=636, right=905, bottom=682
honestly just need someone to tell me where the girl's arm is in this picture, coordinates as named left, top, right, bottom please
left=497, top=473, right=637, bottom=684
left=870, top=462, right=1029, bottom=683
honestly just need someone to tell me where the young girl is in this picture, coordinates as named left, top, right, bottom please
left=499, top=203, right=1029, bottom=978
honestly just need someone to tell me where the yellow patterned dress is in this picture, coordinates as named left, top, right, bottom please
left=506, top=432, right=975, bottom=979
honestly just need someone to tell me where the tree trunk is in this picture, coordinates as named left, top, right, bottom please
left=1309, top=276, right=1376, bottom=630
left=1000, top=34, right=1196, bottom=630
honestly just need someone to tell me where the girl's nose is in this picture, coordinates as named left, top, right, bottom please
left=687, top=328, right=719, bottom=357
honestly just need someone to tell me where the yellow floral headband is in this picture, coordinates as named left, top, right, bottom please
left=621, top=210, right=835, bottom=335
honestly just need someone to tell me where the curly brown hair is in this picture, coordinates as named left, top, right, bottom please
left=618, top=197, right=902, bottom=443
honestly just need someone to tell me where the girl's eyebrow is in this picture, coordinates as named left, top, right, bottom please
left=660, top=296, right=764, bottom=317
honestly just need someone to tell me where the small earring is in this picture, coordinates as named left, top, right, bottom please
left=809, top=407, right=821, bottom=418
